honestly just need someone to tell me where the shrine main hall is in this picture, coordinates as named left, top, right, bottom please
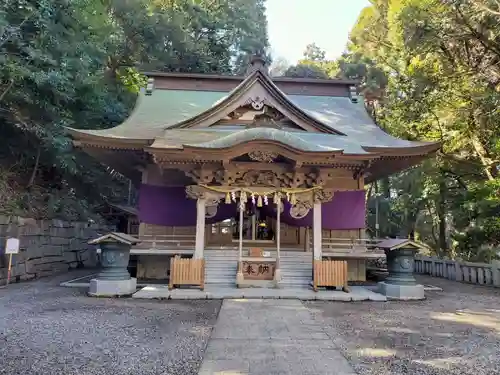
left=69, top=57, right=439, bottom=292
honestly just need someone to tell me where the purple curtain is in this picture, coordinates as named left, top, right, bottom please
left=138, top=184, right=365, bottom=229
left=260, top=190, right=365, bottom=230
left=138, top=184, right=236, bottom=226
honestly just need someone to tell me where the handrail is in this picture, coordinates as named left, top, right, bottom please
left=137, top=234, right=196, bottom=248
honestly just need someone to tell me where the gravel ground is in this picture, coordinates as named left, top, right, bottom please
left=0, top=271, right=221, bottom=375
left=306, top=275, right=500, bottom=375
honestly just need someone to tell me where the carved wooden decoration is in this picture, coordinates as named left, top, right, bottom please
left=314, top=189, right=334, bottom=203
left=248, top=150, right=278, bottom=163
left=234, top=170, right=280, bottom=186
left=205, top=205, right=218, bottom=218
left=186, top=185, right=224, bottom=203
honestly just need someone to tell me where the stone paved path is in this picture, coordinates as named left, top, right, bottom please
left=198, top=299, right=357, bottom=375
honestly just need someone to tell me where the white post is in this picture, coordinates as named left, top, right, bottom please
left=273, top=197, right=282, bottom=283
left=236, top=200, right=245, bottom=284
left=492, top=260, right=500, bottom=288
left=313, top=202, right=322, bottom=260
left=239, top=204, right=244, bottom=261
left=194, top=198, right=206, bottom=259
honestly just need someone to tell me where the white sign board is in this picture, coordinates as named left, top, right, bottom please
left=5, top=238, right=20, bottom=254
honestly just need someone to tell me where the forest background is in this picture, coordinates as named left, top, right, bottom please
left=1, top=0, right=498, bottom=260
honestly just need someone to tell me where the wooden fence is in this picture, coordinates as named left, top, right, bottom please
left=313, top=260, right=349, bottom=292
left=168, top=256, right=205, bottom=290
left=414, top=255, right=500, bottom=287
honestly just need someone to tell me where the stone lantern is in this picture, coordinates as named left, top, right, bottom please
left=88, top=232, right=140, bottom=297
left=376, top=239, right=425, bottom=300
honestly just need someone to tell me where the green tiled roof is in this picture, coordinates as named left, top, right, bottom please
left=70, top=89, right=227, bottom=139
left=69, top=83, right=439, bottom=154
left=150, top=128, right=369, bottom=154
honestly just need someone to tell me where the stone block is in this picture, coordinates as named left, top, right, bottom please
left=63, top=250, right=79, bottom=264
left=26, top=244, right=63, bottom=259
left=89, top=278, right=137, bottom=297
left=50, top=236, right=70, bottom=246
left=377, top=281, right=425, bottom=300
left=137, top=255, right=169, bottom=279
left=0, top=215, right=11, bottom=225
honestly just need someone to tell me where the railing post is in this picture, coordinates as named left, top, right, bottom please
left=492, top=260, right=500, bottom=288
left=455, top=260, right=462, bottom=282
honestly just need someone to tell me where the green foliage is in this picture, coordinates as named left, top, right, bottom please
left=352, top=0, right=500, bottom=260
left=0, top=0, right=269, bottom=220
left=287, top=1, right=499, bottom=260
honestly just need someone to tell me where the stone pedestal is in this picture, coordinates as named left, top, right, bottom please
left=87, top=232, right=140, bottom=297
left=377, top=281, right=424, bottom=300
left=377, top=246, right=425, bottom=300
left=89, top=278, right=137, bottom=297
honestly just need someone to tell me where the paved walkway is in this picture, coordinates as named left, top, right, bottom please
left=198, top=299, right=357, bottom=375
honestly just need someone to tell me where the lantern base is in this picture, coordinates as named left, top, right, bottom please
left=89, top=278, right=137, bottom=297
left=377, top=281, right=425, bottom=300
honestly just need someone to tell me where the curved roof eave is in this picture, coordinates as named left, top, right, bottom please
left=148, top=128, right=376, bottom=155
left=66, top=127, right=152, bottom=149
left=362, top=141, right=442, bottom=156
left=168, top=69, right=347, bottom=135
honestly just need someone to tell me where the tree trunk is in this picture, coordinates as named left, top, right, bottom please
left=380, top=177, right=390, bottom=198
left=27, top=145, right=41, bottom=188
left=437, top=177, right=448, bottom=255
left=470, top=132, right=496, bottom=180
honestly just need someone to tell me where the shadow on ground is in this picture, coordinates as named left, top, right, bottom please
left=306, top=275, right=500, bottom=375
left=0, top=270, right=221, bottom=375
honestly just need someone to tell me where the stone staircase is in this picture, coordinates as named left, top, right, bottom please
left=279, top=251, right=313, bottom=288
left=204, top=249, right=313, bottom=288
left=204, top=249, right=239, bottom=286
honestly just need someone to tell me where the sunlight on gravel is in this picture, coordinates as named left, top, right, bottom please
left=307, top=275, right=500, bottom=375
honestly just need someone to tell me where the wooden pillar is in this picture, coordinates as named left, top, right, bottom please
left=276, top=198, right=281, bottom=266
left=251, top=214, right=256, bottom=240
left=236, top=200, right=245, bottom=284
left=194, top=198, right=206, bottom=259
left=304, top=227, right=311, bottom=252
left=313, top=202, right=322, bottom=260
left=238, top=203, right=244, bottom=261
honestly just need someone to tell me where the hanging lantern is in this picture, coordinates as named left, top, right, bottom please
left=263, top=195, right=268, bottom=205
left=225, top=192, right=231, bottom=204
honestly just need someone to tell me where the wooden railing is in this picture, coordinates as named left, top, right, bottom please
left=168, top=256, right=205, bottom=290
left=311, top=237, right=385, bottom=258
left=136, top=234, right=196, bottom=249
left=313, top=260, right=349, bottom=292
left=415, top=255, right=500, bottom=287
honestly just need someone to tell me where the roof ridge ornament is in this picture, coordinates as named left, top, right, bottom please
left=245, top=53, right=269, bottom=76
left=145, top=78, right=155, bottom=96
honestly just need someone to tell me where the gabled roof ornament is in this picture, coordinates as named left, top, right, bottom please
left=245, top=53, right=269, bottom=76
